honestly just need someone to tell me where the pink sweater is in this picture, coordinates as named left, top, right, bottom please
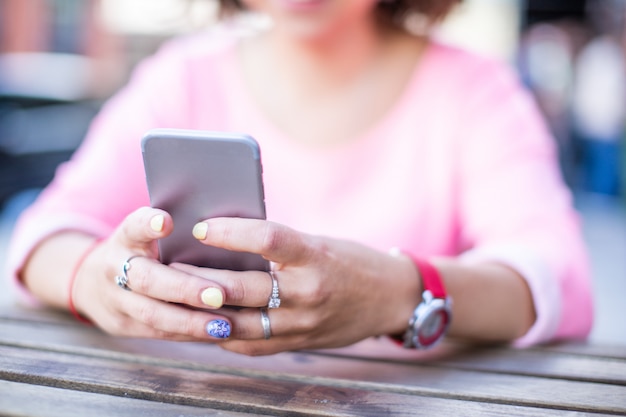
left=6, top=29, right=593, bottom=347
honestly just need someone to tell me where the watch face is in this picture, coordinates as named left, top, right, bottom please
left=417, top=309, right=450, bottom=347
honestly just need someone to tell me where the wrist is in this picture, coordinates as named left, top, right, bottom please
left=388, top=249, right=452, bottom=349
left=68, top=238, right=102, bottom=324
left=386, top=248, right=423, bottom=336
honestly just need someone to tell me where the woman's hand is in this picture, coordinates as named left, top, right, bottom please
left=175, top=217, right=422, bottom=356
left=71, top=207, right=247, bottom=342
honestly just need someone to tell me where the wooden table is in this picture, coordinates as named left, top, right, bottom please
left=1, top=304, right=625, bottom=416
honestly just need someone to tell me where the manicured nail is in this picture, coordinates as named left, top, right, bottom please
left=192, top=222, right=208, bottom=240
left=201, top=288, right=224, bottom=308
left=150, top=214, right=164, bottom=232
left=206, top=319, right=231, bottom=339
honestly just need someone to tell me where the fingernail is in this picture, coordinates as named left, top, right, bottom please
left=201, top=287, right=224, bottom=308
left=206, top=319, right=231, bottom=339
left=150, top=214, right=164, bottom=232
left=192, top=222, right=208, bottom=240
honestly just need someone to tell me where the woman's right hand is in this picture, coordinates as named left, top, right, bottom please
left=70, top=206, right=245, bottom=342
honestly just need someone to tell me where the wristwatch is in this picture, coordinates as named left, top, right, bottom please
left=401, top=257, right=452, bottom=349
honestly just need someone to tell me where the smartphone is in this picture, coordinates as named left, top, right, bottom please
left=141, top=128, right=269, bottom=271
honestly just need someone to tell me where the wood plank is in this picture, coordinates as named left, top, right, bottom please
left=4, top=315, right=624, bottom=387
left=0, top=303, right=73, bottom=325
left=351, top=336, right=626, bottom=362
left=318, top=345, right=626, bottom=385
left=6, top=303, right=625, bottom=361
left=1, top=321, right=625, bottom=415
left=5, top=304, right=626, bottom=380
left=534, top=342, right=626, bottom=360
left=0, top=380, right=255, bottom=417
left=0, top=345, right=614, bottom=417
left=430, top=346, right=626, bottom=385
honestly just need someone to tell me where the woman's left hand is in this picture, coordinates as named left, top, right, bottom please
left=172, top=217, right=421, bottom=356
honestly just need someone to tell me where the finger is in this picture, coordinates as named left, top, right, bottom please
left=80, top=276, right=189, bottom=341
left=170, top=262, right=277, bottom=307
left=89, top=264, right=218, bottom=341
left=192, top=218, right=313, bottom=266
left=218, top=307, right=315, bottom=341
left=121, top=256, right=275, bottom=310
left=218, top=331, right=315, bottom=356
left=111, top=206, right=172, bottom=253
left=99, top=250, right=240, bottom=342
left=111, top=288, right=233, bottom=341
left=101, top=310, right=201, bottom=342
left=116, top=256, right=223, bottom=309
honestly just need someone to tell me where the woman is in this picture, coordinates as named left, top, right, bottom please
left=7, top=0, right=593, bottom=355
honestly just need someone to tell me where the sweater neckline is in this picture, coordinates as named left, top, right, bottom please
left=222, top=38, right=441, bottom=157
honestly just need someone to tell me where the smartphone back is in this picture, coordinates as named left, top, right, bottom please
left=142, top=128, right=269, bottom=271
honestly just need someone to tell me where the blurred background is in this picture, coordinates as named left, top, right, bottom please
left=0, top=0, right=624, bottom=344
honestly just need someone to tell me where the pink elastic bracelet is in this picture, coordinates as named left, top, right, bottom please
left=68, top=239, right=102, bottom=325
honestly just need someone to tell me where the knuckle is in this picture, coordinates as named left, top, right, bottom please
left=227, top=277, right=247, bottom=305
left=118, top=226, right=133, bottom=247
left=128, top=272, right=147, bottom=293
left=260, top=223, right=283, bottom=253
left=302, top=240, right=334, bottom=306
left=180, top=315, right=203, bottom=337
left=217, top=229, right=231, bottom=245
left=101, top=315, right=130, bottom=336
left=308, top=279, right=329, bottom=306
left=136, top=303, right=159, bottom=328
left=171, top=276, right=191, bottom=304
left=296, top=312, right=320, bottom=333
left=233, top=320, right=255, bottom=340
left=126, top=260, right=151, bottom=293
left=115, top=206, right=157, bottom=245
left=292, top=274, right=329, bottom=308
left=308, top=237, right=332, bottom=263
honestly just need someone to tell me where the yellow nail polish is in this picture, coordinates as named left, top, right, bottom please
left=150, top=214, right=164, bottom=232
left=201, top=288, right=223, bottom=308
left=192, top=222, right=208, bottom=240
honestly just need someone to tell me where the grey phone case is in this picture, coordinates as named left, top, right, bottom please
left=142, top=128, right=269, bottom=271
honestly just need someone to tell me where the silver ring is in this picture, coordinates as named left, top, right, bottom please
left=115, top=274, right=130, bottom=291
left=260, top=307, right=271, bottom=340
left=116, top=255, right=140, bottom=291
left=267, top=270, right=281, bottom=309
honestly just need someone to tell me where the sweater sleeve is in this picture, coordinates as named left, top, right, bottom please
left=453, top=59, right=593, bottom=346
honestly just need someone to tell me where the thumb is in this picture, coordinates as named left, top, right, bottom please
left=111, top=206, right=172, bottom=255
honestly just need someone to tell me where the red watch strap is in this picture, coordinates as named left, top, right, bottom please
left=410, top=256, right=447, bottom=299
left=387, top=249, right=449, bottom=346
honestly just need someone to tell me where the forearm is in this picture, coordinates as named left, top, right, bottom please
left=21, top=232, right=99, bottom=311
left=434, top=258, right=536, bottom=342
left=386, top=251, right=536, bottom=344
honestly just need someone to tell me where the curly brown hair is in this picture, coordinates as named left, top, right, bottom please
left=217, top=0, right=460, bottom=27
